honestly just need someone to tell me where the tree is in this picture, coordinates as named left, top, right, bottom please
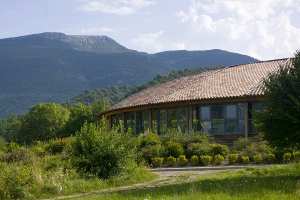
left=0, top=115, right=23, bottom=142
left=257, top=51, right=300, bottom=150
left=65, top=103, right=93, bottom=134
left=20, top=103, right=70, bottom=143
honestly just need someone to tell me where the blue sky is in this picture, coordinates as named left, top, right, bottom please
left=1, top=0, right=300, bottom=60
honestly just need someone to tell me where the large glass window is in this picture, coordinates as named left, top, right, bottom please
left=211, top=105, right=225, bottom=134
left=143, top=111, right=150, bottom=133
left=136, top=111, right=143, bottom=134
left=225, top=105, right=238, bottom=133
left=200, top=106, right=210, bottom=120
left=192, top=106, right=201, bottom=132
left=177, top=108, right=188, bottom=133
left=237, top=103, right=246, bottom=133
left=199, top=104, right=247, bottom=135
left=124, top=112, right=135, bottom=133
left=200, top=106, right=211, bottom=133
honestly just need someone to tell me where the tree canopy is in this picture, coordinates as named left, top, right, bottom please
left=257, top=51, right=300, bottom=150
left=20, top=103, right=70, bottom=143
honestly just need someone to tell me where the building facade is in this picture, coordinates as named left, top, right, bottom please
left=103, top=59, right=289, bottom=141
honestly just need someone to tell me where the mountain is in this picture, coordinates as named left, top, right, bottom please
left=0, top=32, right=258, bottom=117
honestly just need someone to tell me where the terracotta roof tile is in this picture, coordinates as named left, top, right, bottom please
left=110, top=58, right=290, bottom=111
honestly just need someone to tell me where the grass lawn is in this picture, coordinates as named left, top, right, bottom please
left=78, top=164, right=300, bottom=200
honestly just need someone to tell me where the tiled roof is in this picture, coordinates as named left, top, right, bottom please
left=110, top=58, right=290, bottom=111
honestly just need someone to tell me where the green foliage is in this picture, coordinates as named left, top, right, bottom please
left=0, top=115, right=22, bottom=142
left=177, top=155, right=188, bottom=166
left=265, top=153, right=276, bottom=163
left=232, top=136, right=274, bottom=158
left=71, top=123, right=136, bottom=179
left=190, top=155, right=199, bottom=166
left=0, top=163, right=40, bottom=200
left=213, top=154, right=224, bottom=165
left=293, top=151, right=300, bottom=162
left=253, top=154, right=263, bottom=164
left=256, top=51, right=300, bottom=149
left=140, top=133, right=161, bottom=147
left=210, top=144, right=229, bottom=157
left=139, top=133, right=162, bottom=164
left=228, top=154, right=239, bottom=164
left=0, top=144, right=155, bottom=200
left=200, top=155, right=212, bottom=166
left=186, top=142, right=211, bottom=157
left=165, top=156, right=176, bottom=167
left=240, top=155, right=250, bottom=164
left=162, top=141, right=184, bottom=158
left=283, top=152, right=292, bottom=163
left=45, top=138, right=71, bottom=155
left=20, top=103, right=70, bottom=143
left=65, top=103, right=93, bottom=134
left=151, top=157, right=163, bottom=168
left=141, top=145, right=162, bottom=164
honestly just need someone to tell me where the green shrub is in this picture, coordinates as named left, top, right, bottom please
left=265, top=153, right=276, bottom=163
left=165, top=156, right=176, bottom=167
left=232, top=136, right=274, bottom=159
left=151, top=157, right=163, bottom=168
left=253, top=154, right=263, bottom=164
left=228, top=154, right=239, bottom=164
left=163, top=141, right=184, bottom=158
left=190, top=155, right=199, bottom=166
left=200, top=155, right=212, bottom=166
left=186, top=142, right=211, bottom=157
left=180, top=133, right=210, bottom=148
left=46, top=138, right=70, bottom=154
left=71, top=123, right=136, bottom=179
left=210, top=144, right=229, bottom=157
left=240, top=155, right=250, bottom=164
left=0, top=163, right=40, bottom=200
left=283, top=152, right=292, bottom=162
left=213, top=154, right=224, bottom=165
left=141, top=144, right=161, bottom=164
left=293, top=151, right=300, bottom=162
left=140, top=133, right=161, bottom=147
left=177, top=155, right=188, bottom=166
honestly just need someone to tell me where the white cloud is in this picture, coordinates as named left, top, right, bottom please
left=80, top=26, right=114, bottom=35
left=130, top=31, right=186, bottom=53
left=131, top=31, right=164, bottom=52
left=176, top=0, right=300, bottom=60
left=79, top=0, right=155, bottom=15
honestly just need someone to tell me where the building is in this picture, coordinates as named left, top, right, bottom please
left=103, top=58, right=289, bottom=142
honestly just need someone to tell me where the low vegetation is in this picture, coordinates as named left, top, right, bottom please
left=81, top=163, right=300, bottom=200
left=0, top=125, right=156, bottom=200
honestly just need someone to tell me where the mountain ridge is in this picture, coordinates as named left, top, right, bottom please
left=0, top=32, right=258, bottom=117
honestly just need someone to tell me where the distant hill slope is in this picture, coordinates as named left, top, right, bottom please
left=0, top=32, right=258, bottom=117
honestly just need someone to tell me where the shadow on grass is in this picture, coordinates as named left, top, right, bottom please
left=118, top=174, right=300, bottom=198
